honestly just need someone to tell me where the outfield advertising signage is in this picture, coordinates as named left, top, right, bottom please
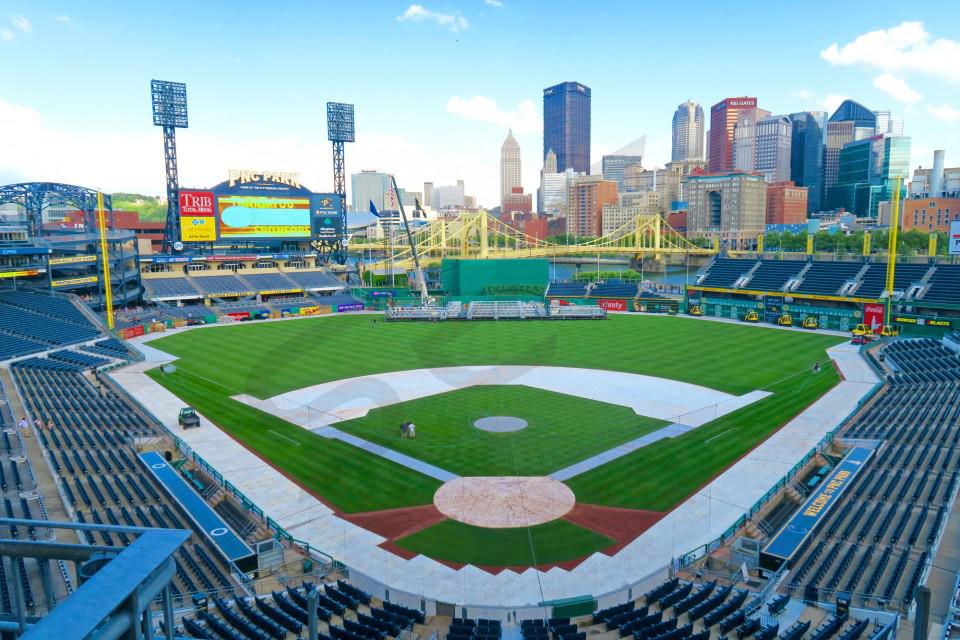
left=764, top=295, right=784, bottom=323
left=863, top=303, right=885, bottom=332
left=951, top=220, right=960, bottom=255
left=311, top=194, right=344, bottom=241
left=179, top=190, right=217, bottom=242
left=217, top=194, right=311, bottom=239
left=598, top=299, right=628, bottom=312
left=337, top=303, right=364, bottom=313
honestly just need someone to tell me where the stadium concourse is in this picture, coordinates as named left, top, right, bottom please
left=110, top=312, right=879, bottom=611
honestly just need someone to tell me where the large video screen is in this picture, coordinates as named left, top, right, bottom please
left=217, top=195, right=311, bottom=239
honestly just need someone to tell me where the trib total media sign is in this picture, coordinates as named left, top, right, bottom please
left=179, top=190, right=217, bottom=242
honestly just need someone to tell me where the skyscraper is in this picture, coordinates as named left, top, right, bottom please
left=823, top=100, right=877, bottom=198
left=788, top=111, right=827, bottom=212
left=500, top=129, right=521, bottom=208
left=672, top=101, right=705, bottom=162
left=543, top=81, right=591, bottom=174
left=754, top=115, right=793, bottom=183
left=351, top=170, right=392, bottom=212
left=826, top=134, right=911, bottom=218
left=683, top=172, right=768, bottom=249
left=709, top=97, right=762, bottom=173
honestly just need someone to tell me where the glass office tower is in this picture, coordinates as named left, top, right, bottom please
left=543, top=82, right=591, bottom=174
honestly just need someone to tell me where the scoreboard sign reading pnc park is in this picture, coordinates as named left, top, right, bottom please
left=227, top=169, right=302, bottom=189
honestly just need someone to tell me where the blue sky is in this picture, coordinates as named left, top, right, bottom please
left=1, top=0, right=959, bottom=207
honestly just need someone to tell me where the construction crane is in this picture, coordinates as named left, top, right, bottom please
left=390, top=175, right=430, bottom=303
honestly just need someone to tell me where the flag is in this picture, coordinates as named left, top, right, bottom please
left=369, top=201, right=381, bottom=218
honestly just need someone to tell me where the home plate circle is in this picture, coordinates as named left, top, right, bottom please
left=474, top=416, right=528, bottom=432
left=434, top=477, right=576, bottom=528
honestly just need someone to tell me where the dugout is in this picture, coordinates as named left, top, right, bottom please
left=441, top=258, right=548, bottom=296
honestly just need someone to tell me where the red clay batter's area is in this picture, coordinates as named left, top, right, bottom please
left=342, top=500, right=665, bottom=573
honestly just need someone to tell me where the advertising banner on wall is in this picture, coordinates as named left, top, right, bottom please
left=951, top=220, right=960, bottom=255
left=51, top=276, right=98, bottom=288
left=598, top=299, right=628, bottom=312
left=179, top=190, right=217, bottom=242
left=764, top=295, right=784, bottom=324
left=863, top=303, right=885, bottom=332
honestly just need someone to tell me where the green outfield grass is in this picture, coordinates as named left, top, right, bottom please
left=148, top=313, right=843, bottom=399
left=565, top=364, right=841, bottom=510
left=147, top=367, right=442, bottom=513
left=394, top=519, right=614, bottom=566
left=334, top=385, right=666, bottom=476
left=147, top=313, right=847, bottom=566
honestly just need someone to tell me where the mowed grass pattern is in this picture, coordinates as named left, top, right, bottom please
left=566, top=364, right=841, bottom=510
left=394, top=519, right=614, bottom=566
left=335, top=385, right=667, bottom=476
left=148, top=314, right=847, bottom=564
left=147, top=368, right=442, bottom=513
left=148, top=314, right=844, bottom=399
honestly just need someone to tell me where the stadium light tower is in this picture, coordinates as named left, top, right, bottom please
left=151, top=80, right=189, bottom=253
left=326, top=102, right=354, bottom=264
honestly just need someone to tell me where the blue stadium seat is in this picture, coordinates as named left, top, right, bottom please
left=698, top=258, right=756, bottom=288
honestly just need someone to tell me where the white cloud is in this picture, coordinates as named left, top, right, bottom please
left=823, top=94, right=848, bottom=114
left=0, top=97, right=506, bottom=209
left=0, top=28, right=12, bottom=41
left=873, top=73, right=922, bottom=103
left=446, top=95, right=540, bottom=134
left=397, top=4, right=468, bottom=32
left=927, top=104, right=960, bottom=123
left=55, top=15, right=70, bottom=23
left=484, top=0, right=504, bottom=7
left=821, top=21, right=960, bottom=84
left=10, top=14, right=31, bottom=33
left=790, top=89, right=813, bottom=99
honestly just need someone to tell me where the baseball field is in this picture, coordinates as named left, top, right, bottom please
left=147, top=313, right=844, bottom=567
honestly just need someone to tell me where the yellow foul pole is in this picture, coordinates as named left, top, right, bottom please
left=97, top=191, right=114, bottom=330
left=884, top=177, right=902, bottom=322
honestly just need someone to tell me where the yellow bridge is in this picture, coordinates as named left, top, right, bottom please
left=355, top=212, right=715, bottom=270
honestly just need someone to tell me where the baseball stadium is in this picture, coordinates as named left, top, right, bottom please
left=2, top=85, right=960, bottom=640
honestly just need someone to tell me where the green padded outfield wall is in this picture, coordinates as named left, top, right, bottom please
left=441, top=258, right=549, bottom=296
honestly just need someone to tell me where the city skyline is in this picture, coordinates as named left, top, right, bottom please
left=0, top=1, right=958, bottom=208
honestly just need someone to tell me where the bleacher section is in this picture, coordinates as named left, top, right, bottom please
left=175, top=580, right=422, bottom=640
left=517, top=575, right=882, bottom=640
left=143, top=278, right=202, bottom=299
left=81, top=338, right=131, bottom=360
left=545, top=282, right=589, bottom=297
left=0, top=291, right=101, bottom=360
left=744, top=261, right=805, bottom=292
left=698, top=258, right=757, bottom=288
left=854, top=263, right=931, bottom=299
left=590, top=281, right=640, bottom=298
left=782, top=339, right=960, bottom=612
left=791, top=261, right=863, bottom=296
left=283, top=270, right=344, bottom=290
left=921, top=265, right=960, bottom=305
left=143, top=270, right=345, bottom=302
left=0, top=377, right=73, bottom=616
left=10, top=358, right=239, bottom=602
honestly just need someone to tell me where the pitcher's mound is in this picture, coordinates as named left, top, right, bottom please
left=434, top=476, right=576, bottom=528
